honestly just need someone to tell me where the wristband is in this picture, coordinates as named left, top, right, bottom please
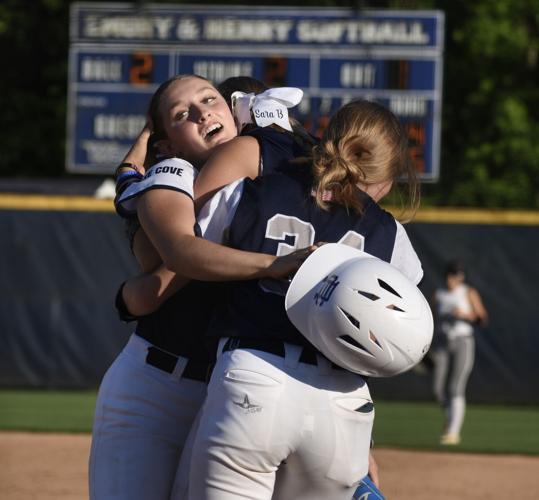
left=115, top=170, right=143, bottom=195
left=114, top=162, right=141, bottom=181
left=115, top=281, right=139, bottom=323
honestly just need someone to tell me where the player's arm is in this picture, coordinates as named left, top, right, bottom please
left=118, top=230, right=190, bottom=317
left=194, top=135, right=260, bottom=211
left=117, top=224, right=188, bottom=316
left=115, top=153, right=190, bottom=316
left=121, top=264, right=190, bottom=316
left=114, top=132, right=191, bottom=317
left=131, top=227, right=162, bottom=272
left=138, top=188, right=312, bottom=281
left=114, top=125, right=151, bottom=206
left=452, top=288, right=487, bottom=325
left=368, top=450, right=380, bottom=487
left=354, top=451, right=386, bottom=499
left=122, top=177, right=285, bottom=317
left=116, top=124, right=151, bottom=176
left=118, top=135, right=261, bottom=293
left=114, top=125, right=158, bottom=272
left=468, top=287, right=489, bottom=326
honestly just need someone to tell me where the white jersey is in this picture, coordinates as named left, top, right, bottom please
left=435, top=283, right=474, bottom=338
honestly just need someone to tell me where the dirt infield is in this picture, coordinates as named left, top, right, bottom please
left=1, top=432, right=538, bottom=499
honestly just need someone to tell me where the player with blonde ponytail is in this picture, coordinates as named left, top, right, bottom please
left=185, top=99, right=424, bottom=500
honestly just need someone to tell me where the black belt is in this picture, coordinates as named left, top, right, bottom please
left=222, top=337, right=342, bottom=369
left=146, top=346, right=211, bottom=382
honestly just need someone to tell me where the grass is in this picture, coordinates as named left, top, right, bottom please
left=0, top=389, right=97, bottom=433
left=373, top=400, right=539, bottom=455
left=1, top=390, right=538, bottom=455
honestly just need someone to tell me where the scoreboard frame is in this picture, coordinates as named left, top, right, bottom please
left=66, top=3, right=444, bottom=181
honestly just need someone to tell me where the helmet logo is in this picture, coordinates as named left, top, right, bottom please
left=314, top=274, right=340, bottom=306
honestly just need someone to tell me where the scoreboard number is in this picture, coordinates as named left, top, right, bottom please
left=129, top=52, right=153, bottom=85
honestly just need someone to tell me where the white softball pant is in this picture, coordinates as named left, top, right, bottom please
left=89, top=333, right=207, bottom=500
left=432, top=335, right=475, bottom=403
left=432, top=335, right=475, bottom=436
left=186, top=342, right=374, bottom=500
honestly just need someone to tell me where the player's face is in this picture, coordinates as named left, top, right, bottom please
left=157, top=77, right=237, bottom=166
left=447, top=272, right=465, bottom=289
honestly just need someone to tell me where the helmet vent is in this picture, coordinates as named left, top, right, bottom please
left=339, top=307, right=360, bottom=329
left=356, top=290, right=380, bottom=301
left=355, top=402, right=374, bottom=413
left=339, top=335, right=372, bottom=356
left=369, top=330, right=382, bottom=348
left=378, top=279, right=402, bottom=298
left=387, top=304, right=405, bottom=312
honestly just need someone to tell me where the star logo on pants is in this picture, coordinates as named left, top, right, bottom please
left=233, top=395, right=262, bottom=413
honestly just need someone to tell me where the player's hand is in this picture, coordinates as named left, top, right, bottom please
left=353, top=452, right=384, bottom=500
left=368, top=450, right=380, bottom=488
left=265, top=244, right=320, bottom=279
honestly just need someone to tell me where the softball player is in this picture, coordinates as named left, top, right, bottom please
left=185, top=99, right=424, bottom=500
left=90, top=75, right=308, bottom=500
left=92, top=74, right=321, bottom=499
left=431, top=259, right=488, bottom=445
left=89, top=74, right=241, bottom=500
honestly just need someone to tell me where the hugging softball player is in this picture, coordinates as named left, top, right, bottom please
left=90, top=75, right=309, bottom=499
left=183, top=99, right=431, bottom=499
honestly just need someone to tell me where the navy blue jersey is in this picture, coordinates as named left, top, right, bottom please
left=205, top=163, right=406, bottom=346
left=136, top=281, right=224, bottom=362
left=243, top=126, right=316, bottom=176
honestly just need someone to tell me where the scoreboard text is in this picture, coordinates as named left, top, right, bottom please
left=66, top=4, right=444, bottom=180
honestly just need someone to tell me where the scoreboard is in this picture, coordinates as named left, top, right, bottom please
left=66, top=3, right=444, bottom=180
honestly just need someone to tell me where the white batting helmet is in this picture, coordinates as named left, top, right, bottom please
left=285, top=244, right=433, bottom=377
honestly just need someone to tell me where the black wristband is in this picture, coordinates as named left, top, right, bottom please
left=115, top=281, right=139, bottom=323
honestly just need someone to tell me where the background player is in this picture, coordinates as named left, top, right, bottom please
left=431, top=259, right=488, bottom=445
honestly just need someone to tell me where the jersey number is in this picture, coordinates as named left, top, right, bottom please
left=265, top=214, right=315, bottom=256
left=260, top=214, right=365, bottom=294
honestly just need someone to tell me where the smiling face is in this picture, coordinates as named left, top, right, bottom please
left=154, top=76, right=237, bottom=166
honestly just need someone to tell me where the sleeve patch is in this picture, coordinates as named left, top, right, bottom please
left=115, top=158, right=197, bottom=217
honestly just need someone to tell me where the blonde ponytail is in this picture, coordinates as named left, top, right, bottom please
left=312, top=99, right=419, bottom=218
